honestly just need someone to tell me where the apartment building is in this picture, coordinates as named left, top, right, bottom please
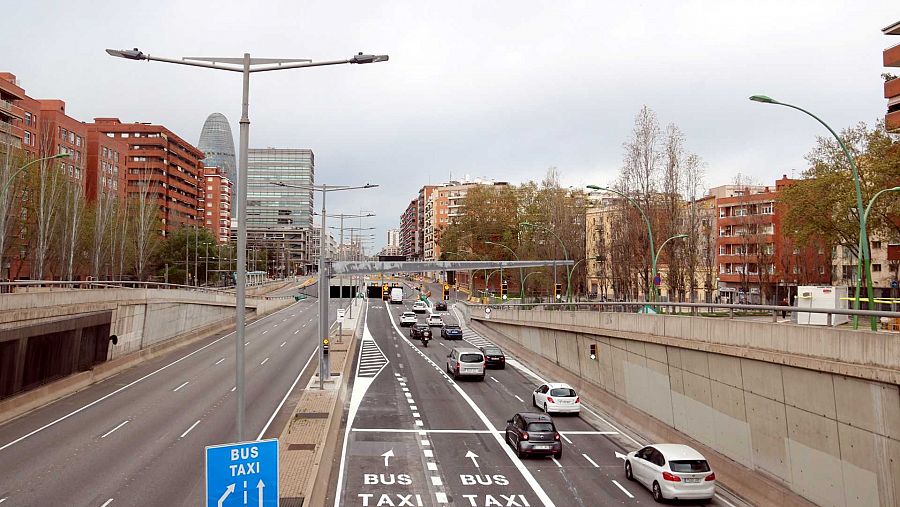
left=84, top=128, right=127, bottom=202
left=884, top=20, right=900, bottom=132
left=198, top=167, right=232, bottom=243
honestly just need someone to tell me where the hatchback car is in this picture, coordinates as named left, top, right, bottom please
left=532, top=383, right=580, bottom=414
left=409, top=324, right=432, bottom=340
left=504, top=412, right=562, bottom=459
left=427, top=314, right=444, bottom=327
left=480, top=346, right=506, bottom=369
left=624, top=444, right=716, bottom=502
left=446, top=347, right=485, bottom=380
left=399, top=311, right=417, bottom=327
left=412, top=301, right=428, bottom=313
left=441, top=325, right=463, bottom=340
left=434, top=301, right=448, bottom=311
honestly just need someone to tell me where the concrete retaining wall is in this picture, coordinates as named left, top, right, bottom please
left=473, top=309, right=900, bottom=507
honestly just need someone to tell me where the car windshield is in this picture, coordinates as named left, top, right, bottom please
left=445, top=325, right=460, bottom=330
left=669, top=460, right=711, bottom=473
left=483, top=348, right=502, bottom=355
left=550, top=388, right=576, bottom=397
left=527, top=422, right=554, bottom=432
left=459, top=353, right=482, bottom=363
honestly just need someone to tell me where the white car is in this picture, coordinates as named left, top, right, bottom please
left=412, top=301, right=428, bottom=313
left=532, top=383, right=580, bottom=414
left=624, top=444, right=716, bottom=502
left=400, top=312, right=417, bottom=327
left=427, top=314, right=444, bottom=327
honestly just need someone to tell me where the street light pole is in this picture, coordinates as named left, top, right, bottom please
left=749, top=94, right=875, bottom=329
left=653, top=234, right=688, bottom=302
left=108, top=47, right=388, bottom=440
left=485, top=240, right=524, bottom=301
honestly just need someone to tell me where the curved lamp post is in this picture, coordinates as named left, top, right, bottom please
left=654, top=234, right=688, bottom=300
left=485, top=240, right=524, bottom=301
left=853, top=186, right=900, bottom=326
left=520, top=270, right=544, bottom=301
left=520, top=221, right=571, bottom=302
left=586, top=185, right=658, bottom=300
left=750, top=94, right=875, bottom=329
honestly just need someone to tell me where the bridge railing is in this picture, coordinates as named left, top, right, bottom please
left=0, top=279, right=298, bottom=300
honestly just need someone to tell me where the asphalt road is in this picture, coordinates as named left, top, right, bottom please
left=333, top=284, right=744, bottom=507
left=0, top=295, right=338, bottom=507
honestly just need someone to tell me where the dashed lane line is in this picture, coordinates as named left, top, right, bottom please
left=514, top=394, right=525, bottom=403
left=100, top=499, right=113, bottom=507
left=172, top=381, right=189, bottom=392
left=560, top=433, right=573, bottom=444
left=100, top=420, right=129, bottom=439
left=179, top=420, right=201, bottom=439
left=551, top=457, right=562, bottom=468
left=582, top=453, right=600, bottom=468
left=260, top=357, right=269, bottom=366
left=280, top=341, right=287, bottom=347
left=214, top=358, right=225, bottom=365
left=611, top=480, right=634, bottom=499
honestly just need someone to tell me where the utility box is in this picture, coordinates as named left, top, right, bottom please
left=795, top=286, right=849, bottom=326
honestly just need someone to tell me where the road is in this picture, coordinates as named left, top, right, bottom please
left=333, top=284, right=744, bottom=506
left=0, top=285, right=337, bottom=507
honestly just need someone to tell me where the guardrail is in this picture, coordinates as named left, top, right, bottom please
left=466, top=300, right=900, bottom=327
left=0, top=279, right=298, bottom=300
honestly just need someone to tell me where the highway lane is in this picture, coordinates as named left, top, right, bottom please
left=0, top=297, right=338, bottom=506
left=336, top=286, right=742, bottom=506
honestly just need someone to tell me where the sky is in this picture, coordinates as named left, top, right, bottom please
left=3, top=1, right=897, bottom=251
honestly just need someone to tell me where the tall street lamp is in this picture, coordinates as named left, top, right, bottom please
left=854, top=186, right=900, bottom=327
left=749, top=94, right=875, bottom=329
left=276, top=181, right=377, bottom=389
left=108, top=47, right=387, bottom=440
left=485, top=240, right=524, bottom=301
left=654, top=234, right=688, bottom=300
left=520, top=222, right=571, bottom=302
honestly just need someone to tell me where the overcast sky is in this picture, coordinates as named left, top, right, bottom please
left=4, top=1, right=897, bottom=250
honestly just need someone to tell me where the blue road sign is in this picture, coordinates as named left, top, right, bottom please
left=892, top=279, right=898, bottom=289
left=206, top=439, right=278, bottom=507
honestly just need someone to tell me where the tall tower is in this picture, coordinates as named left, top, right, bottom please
left=197, top=113, right=237, bottom=183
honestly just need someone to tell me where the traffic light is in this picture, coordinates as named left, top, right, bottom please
left=589, top=343, right=597, bottom=360
left=382, top=284, right=389, bottom=300
left=443, top=284, right=450, bottom=301
left=501, top=280, right=508, bottom=299
left=322, top=338, right=330, bottom=355
left=554, top=283, right=562, bottom=300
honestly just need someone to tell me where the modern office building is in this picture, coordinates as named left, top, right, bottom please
left=197, top=113, right=237, bottom=184
left=309, top=224, right=336, bottom=271
left=245, top=148, right=314, bottom=274
left=387, top=228, right=400, bottom=248
left=884, top=21, right=900, bottom=132
left=198, top=167, right=233, bottom=243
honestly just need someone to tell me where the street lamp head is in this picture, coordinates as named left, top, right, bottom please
left=350, top=52, right=390, bottom=64
left=362, top=183, right=379, bottom=189
left=519, top=221, right=533, bottom=228
left=54, top=152, right=71, bottom=159
left=585, top=185, right=600, bottom=190
left=675, top=233, right=689, bottom=239
left=105, top=48, right=146, bottom=60
left=749, top=94, right=777, bottom=104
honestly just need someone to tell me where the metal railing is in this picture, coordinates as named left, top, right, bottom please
left=466, top=300, right=900, bottom=327
left=0, top=279, right=297, bottom=300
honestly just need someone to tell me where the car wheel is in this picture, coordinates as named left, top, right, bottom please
left=516, top=442, right=524, bottom=459
left=478, top=375, right=485, bottom=381
left=624, top=461, right=633, bottom=481
left=652, top=481, right=664, bottom=502
left=554, top=449, right=562, bottom=460
left=532, top=395, right=537, bottom=408
left=544, top=403, right=549, bottom=414
left=499, top=363, right=506, bottom=370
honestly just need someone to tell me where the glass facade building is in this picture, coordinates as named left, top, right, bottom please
left=197, top=113, right=236, bottom=183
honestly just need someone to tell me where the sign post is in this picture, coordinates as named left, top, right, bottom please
left=205, top=439, right=278, bottom=507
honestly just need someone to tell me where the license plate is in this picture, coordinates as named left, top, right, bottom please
left=684, top=478, right=701, bottom=483
left=534, top=445, right=551, bottom=450
left=465, top=369, right=479, bottom=373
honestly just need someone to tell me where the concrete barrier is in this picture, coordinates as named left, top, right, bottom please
left=470, top=307, right=900, bottom=507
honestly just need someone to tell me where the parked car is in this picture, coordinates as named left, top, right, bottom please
left=435, top=301, right=448, bottom=311
left=441, top=324, right=463, bottom=340
left=412, top=301, right=428, bottom=313
left=532, top=383, right=580, bottom=414
left=480, top=346, right=506, bottom=369
left=400, top=312, right=417, bottom=326
left=504, top=412, right=562, bottom=459
left=624, top=444, right=716, bottom=503
left=427, top=314, right=444, bottom=327
left=445, top=346, right=485, bottom=380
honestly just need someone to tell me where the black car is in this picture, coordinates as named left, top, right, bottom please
left=505, top=412, right=562, bottom=459
left=441, top=325, right=463, bottom=340
left=409, top=324, right=432, bottom=340
left=480, top=346, right=506, bottom=369
left=435, top=301, right=448, bottom=311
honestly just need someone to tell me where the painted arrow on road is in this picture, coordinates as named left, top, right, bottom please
left=257, top=479, right=265, bottom=506
left=615, top=451, right=628, bottom=460
left=465, top=450, right=480, bottom=468
left=217, top=483, right=235, bottom=507
left=382, top=449, right=394, bottom=467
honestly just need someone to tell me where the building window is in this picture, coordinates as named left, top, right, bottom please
left=25, top=112, right=32, bottom=126
left=872, top=241, right=882, bottom=249
left=819, top=266, right=825, bottom=275
left=24, top=131, right=31, bottom=145
left=76, top=136, right=82, bottom=147
left=761, top=203, right=773, bottom=214
left=873, top=264, right=882, bottom=272
left=792, top=266, right=799, bottom=274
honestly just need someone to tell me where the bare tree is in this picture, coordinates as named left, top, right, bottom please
left=0, top=146, right=25, bottom=279
left=682, top=154, right=705, bottom=301
left=131, top=168, right=161, bottom=281
left=30, top=128, right=66, bottom=280
left=89, top=187, right=117, bottom=279
left=58, top=179, right=86, bottom=281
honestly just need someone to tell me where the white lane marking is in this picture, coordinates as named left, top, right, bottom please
left=439, top=342, right=449, bottom=350
left=100, top=500, right=113, bottom=507
left=0, top=497, right=7, bottom=504
left=611, top=480, right=634, bottom=498
left=255, top=347, right=317, bottom=440
left=421, top=440, right=430, bottom=446
left=386, top=307, right=556, bottom=507
left=411, top=405, right=418, bottom=411
left=490, top=376, right=499, bottom=383
left=551, top=457, right=562, bottom=468
left=560, top=433, right=573, bottom=444
left=281, top=341, right=287, bottom=348
left=582, top=453, right=600, bottom=468
left=214, top=358, right=225, bottom=365
left=423, top=449, right=434, bottom=457
left=180, top=420, right=201, bottom=438
left=430, top=476, right=443, bottom=486
left=415, top=420, right=423, bottom=426
left=0, top=302, right=301, bottom=453
left=260, top=358, right=269, bottom=366
left=231, top=386, right=236, bottom=392
left=427, top=461, right=438, bottom=470
left=514, top=395, right=524, bottom=403
left=559, top=430, right=619, bottom=435
left=435, top=492, right=448, bottom=504
left=273, top=324, right=278, bottom=328
left=294, top=330, right=300, bottom=334
left=245, top=341, right=251, bottom=346
left=413, top=413, right=420, bottom=418
left=172, top=381, right=189, bottom=392
left=100, top=420, right=129, bottom=439
left=262, top=330, right=268, bottom=335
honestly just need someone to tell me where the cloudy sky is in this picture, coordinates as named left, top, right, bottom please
left=4, top=1, right=897, bottom=250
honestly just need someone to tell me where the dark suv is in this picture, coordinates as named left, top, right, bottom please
left=441, top=325, right=463, bottom=340
left=505, top=412, right=562, bottom=459
left=435, top=301, right=448, bottom=311
left=480, top=346, right=505, bottom=369
left=409, top=324, right=432, bottom=340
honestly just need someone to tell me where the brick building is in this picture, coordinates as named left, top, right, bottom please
left=884, top=20, right=900, bottom=132
left=84, top=128, right=127, bottom=202
left=87, top=118, right=205, bottom=235
left=38, top=100, right=87, bottom=189
left=198, top=167, right=232, bottom=243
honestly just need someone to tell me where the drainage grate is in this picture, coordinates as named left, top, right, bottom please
left=297, top=412, right=328, bottom=419
left=281, top=497, right=304, bottom=507
left=288, top=443, right=316, bottom=451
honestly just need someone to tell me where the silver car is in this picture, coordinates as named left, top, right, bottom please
left=445, top=347, right=485, bottom=381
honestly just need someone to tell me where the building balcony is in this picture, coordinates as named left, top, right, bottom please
left=0, top=120, right=23, bottom=139
left=884, top=43, right=900, bottom=68
left=887, top=109, right=900, bottom=133
left=0, top=99, right=23, bottom=120
left=717, top=214, right=773, bottom=226
left=886, top=77, right=900, bottom=100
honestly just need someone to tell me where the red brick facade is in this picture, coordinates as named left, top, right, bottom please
left=198, top=167, right=232, bottom=243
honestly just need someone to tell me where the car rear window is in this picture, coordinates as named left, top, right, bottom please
left=445, top=326, right=460, bottom=330
left=459, top=353, right=483, bottom=363
left=483, top=348, right=502, bottom=355
left=527, top=422, right=554, bottom=432
left=669, top=460, right=710, bottom=473
left=550, top=388, right=576, bottom=397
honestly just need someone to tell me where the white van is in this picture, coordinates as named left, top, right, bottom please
left=390, top=287, right=404, bottom=304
